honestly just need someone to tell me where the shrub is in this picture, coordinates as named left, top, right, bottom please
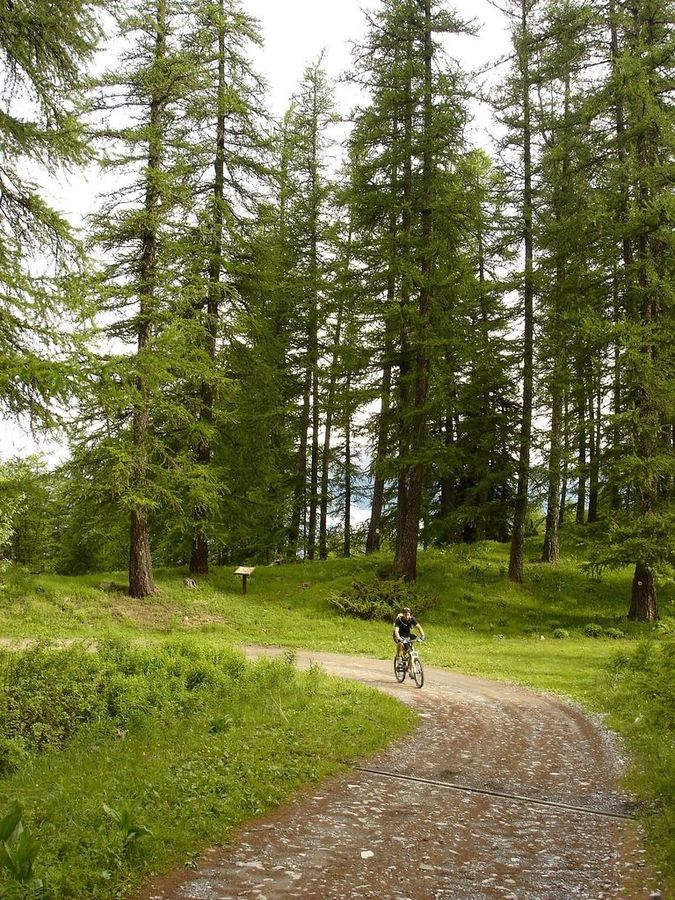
left=329, top=579, right=433, bottom=621
left=552, top=628, right=570, bottom=640
left=0, top=641, right=247, bottom=755
left=604, top=627, right=625, bottom=640
left=583, top=623, right=603, bottom=638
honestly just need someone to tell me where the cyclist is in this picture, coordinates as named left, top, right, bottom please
left=393, top=606, right=425, bottom=661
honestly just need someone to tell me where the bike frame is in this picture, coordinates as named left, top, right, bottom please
left=402, top=639, right=419, bottom=672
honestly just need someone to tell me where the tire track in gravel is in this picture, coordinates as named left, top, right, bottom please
left=139, top=647, right=661, bottom=900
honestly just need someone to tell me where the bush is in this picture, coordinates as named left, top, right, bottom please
left=329, top=579, right=433, bottom=621
left=583, top=623, right=604, bottom=638
left=604, top=627, right=625, bottom=640
left=552, top=628, right=570, bottom=640
left=0, top=641, right=247, bottom=757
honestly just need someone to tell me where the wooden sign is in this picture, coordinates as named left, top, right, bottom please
left=235, top=566, right=255, bottom=594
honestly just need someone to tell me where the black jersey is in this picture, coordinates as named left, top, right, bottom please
left=394, top=613, right=417, bottom=639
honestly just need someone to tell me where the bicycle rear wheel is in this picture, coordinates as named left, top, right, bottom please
left=394, top=655, right=406, bottom=683
left=412, top=657, right=424, bottom=688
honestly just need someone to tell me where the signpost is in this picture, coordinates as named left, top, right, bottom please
left=235, top=566, right=255, bottom=595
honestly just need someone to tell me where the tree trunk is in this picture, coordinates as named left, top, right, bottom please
left=307, top=75, right=321, bottom=561
left=394, top=0, right=433, bottom=581
left=559, top=389, right=569, bottom=527
left=394, top=21, right=414, bottom=563
left=628, top=561, right=659, bottom=621
left=129, top=0, right=167, bottom=598
left=366, top=329, right=392, bottom=554
left=366, top=118, right=398, bottom=556
left=611, top=271, right=622, bottom=509
left=575, top=360, right=587, bottom=525
left=344, top=370, right=352, bottom=558
left=288, top=367, right=311, bottom=559
left=439, top=410, right=455, bottom=519
left=542, top=373, right=563, bottom=562
left=130, top=509, right=155, bottom=598
left=508, top=0, right=534, bottom=583
left=624, top=3, right=661, bottom=622
left=190, top=0, right=226, bottom=575
left=319, top=224, right=352, bottom=558
left=318, top=293, right=345, bottom=559
left=587, top=379, right=600, bottom=523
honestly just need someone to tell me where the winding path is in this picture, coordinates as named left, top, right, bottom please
left=140, top=647, right=659, bottom=899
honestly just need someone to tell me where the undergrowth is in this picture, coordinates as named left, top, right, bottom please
left=602, top=640, right=675, bottom=888
left=329, top=577, right=433, bottom=621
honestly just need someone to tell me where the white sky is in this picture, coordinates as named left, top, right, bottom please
left=1, top=0, right=509, bottom=465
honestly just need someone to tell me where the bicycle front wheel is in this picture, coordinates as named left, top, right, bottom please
left=412, top=657, right=424, bottom=688
left=394, top=655, right=406, bottom=683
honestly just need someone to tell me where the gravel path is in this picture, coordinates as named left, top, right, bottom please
left=139, top=647, right=661, bottom=900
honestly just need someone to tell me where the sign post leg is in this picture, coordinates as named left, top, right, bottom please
left=242, top=574, right=248, bottom=595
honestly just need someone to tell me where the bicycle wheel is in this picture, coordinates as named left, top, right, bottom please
left=394, top=654, right=406, bottom=683
left=412, top=657, right=424, bottom=688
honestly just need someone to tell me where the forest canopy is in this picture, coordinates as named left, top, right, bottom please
left=0, top=0, right=672, bottom=620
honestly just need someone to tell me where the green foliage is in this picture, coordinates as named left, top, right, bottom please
left=0, top=801, right=40, bottom=887
left=330, top=578, right=433, bottom=621
left=603, top=641, right=675, bottom=886
left=0, top=641, right=246, bottom=767
left=102, top=804, right=152, bottom=850
left=583, top=623, right=604, bottom=639
left=552, top=628, right=570, bottom=640
left=0, top=641, right=410, bottom=897
left=0, top=0, right=98, bottom=426
left=604, top=627, right=625, bottom=640
left=0, top=458, right=56, bottom=570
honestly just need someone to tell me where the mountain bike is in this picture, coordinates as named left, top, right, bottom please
left=393, top=635, right=424, bottom=688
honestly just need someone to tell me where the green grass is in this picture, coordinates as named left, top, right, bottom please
left=0, top=526, right=673, bottom=892
left=601, top=641, right=674, bottom=889
left=0, top=642, right=413, bottom=898
left=3, top=530, right=670, bottom=702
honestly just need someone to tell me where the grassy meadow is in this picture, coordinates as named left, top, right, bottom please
left=2, top=530, right=671, bottom=700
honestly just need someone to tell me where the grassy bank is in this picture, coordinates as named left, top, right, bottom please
left=0, top=642, right=413, bottom=898
left=601, top=641, right=674, bottom=888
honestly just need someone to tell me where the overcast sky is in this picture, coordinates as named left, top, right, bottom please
left=2, top=0, right=510, bottom=464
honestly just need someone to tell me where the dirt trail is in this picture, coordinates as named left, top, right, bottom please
left=140, top=647, right=660, bottom=900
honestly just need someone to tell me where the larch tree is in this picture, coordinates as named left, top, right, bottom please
left=182, top=0, right=267, bottom=574
left=0, top=0, right=101, bottom=426
left=285, top=58, right=335, bottom=561
left=494, top=0, right=539, bottom=583
left=609, top=0, right=673, bottom=620
left=86, top=0, right=198, bottom=597
left=351, top=0, right=471, bottom=580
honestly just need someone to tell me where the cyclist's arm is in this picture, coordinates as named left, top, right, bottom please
left=417, top=623, right=425, bottom=639
left=393, top=625, right=401, bottom=641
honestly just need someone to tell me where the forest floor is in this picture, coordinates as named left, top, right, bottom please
left=140, top=647, right=662, bottom=899
left=0, top=528, right=672, bottom=894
